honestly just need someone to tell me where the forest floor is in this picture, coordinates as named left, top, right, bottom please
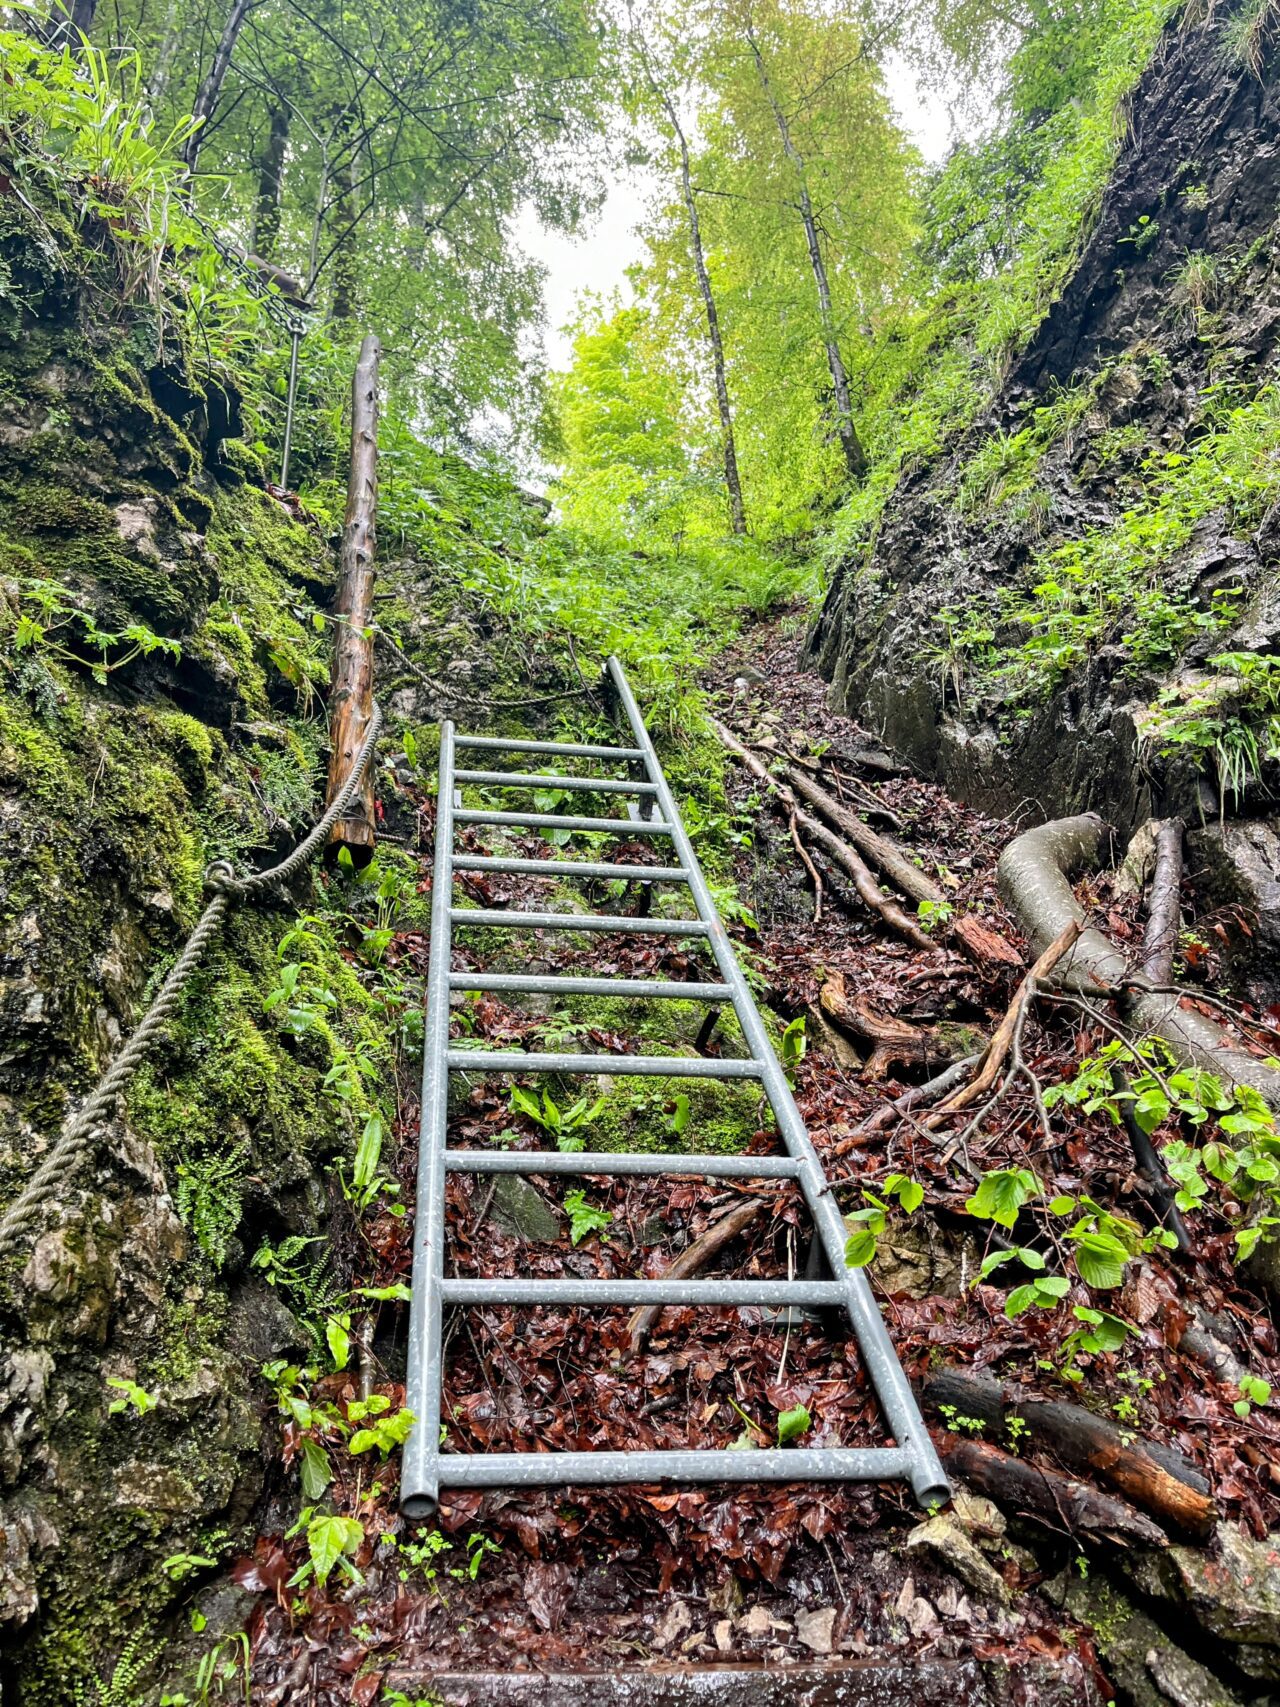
left=236, top=615, right=1280, bottom=1705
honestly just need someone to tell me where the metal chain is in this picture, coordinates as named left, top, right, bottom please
left=184, top=206, right=310, bottom=338
left=0, top=704, right=383, bottom=1261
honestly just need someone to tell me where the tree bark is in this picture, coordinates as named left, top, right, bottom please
left=251, top=105, right=290, bottom=263
left=746, top=26, right=866, bottom=480
left=325, top=334, right=381, bottom=866
left=939, top=1436, right=1169, bottom=1549
left=328, top=114, right=359, bottom=325
left=820, top=974, right=965, bottom=1079
left=184, top=0, right=254, bottom=178
left=924, top=1369, right=1214, bottom=1538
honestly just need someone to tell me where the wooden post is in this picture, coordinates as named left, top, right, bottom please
left=324, top=332, right=381, bottom=866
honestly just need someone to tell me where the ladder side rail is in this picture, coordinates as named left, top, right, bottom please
left=604, top=656, right=949, bottom=1509
left=402, top=719, right=458, bottom=1517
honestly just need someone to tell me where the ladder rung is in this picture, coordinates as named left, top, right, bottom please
left=442, top=1278, right=844, bottom=1306
left=455, top=735, right=645, bottom=760
left=455, top=769, right=658, bottom=796
left=444, top=1151, right=799, bottom=1178
left=454, top=808, right=673, bottom=835
left=450, top=909, right=710, bottom=937
left=445, top=1050, right=762, bottom=1079
left=437, top=1446, right=909, bottom=1489
left=453, top=855, right=688, bottom=882
left=448, top=973, right=731, bottom=1001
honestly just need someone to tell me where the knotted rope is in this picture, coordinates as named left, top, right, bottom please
left=0, top=704, right=383, bottom=1259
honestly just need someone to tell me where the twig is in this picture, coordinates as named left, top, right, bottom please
left=626, top=1197, right=767, bottom=1352
left=788, top=807, right=823, bottom=922
left=928, top=921, right=1082, bottom=1121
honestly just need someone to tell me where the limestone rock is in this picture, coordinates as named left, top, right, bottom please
left=1124, top=1524, right=1280, bottom=1663
left=488, top=1175, right=563, bottom=1242
left=906, top=1513, right=1011, bottom=1604
left=795, top=1606, right=837, bottom=1654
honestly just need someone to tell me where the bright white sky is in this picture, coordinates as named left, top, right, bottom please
left=514, top=52, right=957, bottom=369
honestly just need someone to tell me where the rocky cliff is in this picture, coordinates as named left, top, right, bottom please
left=808, top=3, right=1280, bottom=994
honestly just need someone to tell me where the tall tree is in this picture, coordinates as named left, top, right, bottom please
left=742, top=12, right=865, bottom=479
left=628, top=5, right=747, bottom=534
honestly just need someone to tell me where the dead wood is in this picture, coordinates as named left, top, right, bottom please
left=924, top=1369, right=1214, bottom=1538
left=770, top=756, right=1020, bottom=972
left=939, top=1436, right=1169, bottom=1548
left=828, top=1054, right=982, bottom=1159
left=930, top=921, right=1081, bottom=1119
left=820, top=973, right=960, bottom=1080
left=709, top=717, right=935, bottom=950
left=1141, top=817, right=1184, bottom=985
left=626, top=1197, right=766, bottom=1352
left=325, top=332, right=382, bottom=866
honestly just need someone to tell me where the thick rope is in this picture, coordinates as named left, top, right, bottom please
left=375, top=628, right=595, bottom=709
left=0, top=704, right=384, bottom=1260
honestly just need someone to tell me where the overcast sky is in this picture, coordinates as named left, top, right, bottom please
left=514, top=51, right=958, bottom=369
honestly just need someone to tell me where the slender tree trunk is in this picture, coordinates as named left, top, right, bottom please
left=672, top=107, right=746, bottom=533
left=328, top=116, right=358, bottom=325
left=633, top=36, right=746, bottom=532
left=746, top=27, right=867, bottom=480
left=251, top=106, right=290, bottom=262
left=183, top=0, right=254, bottom=178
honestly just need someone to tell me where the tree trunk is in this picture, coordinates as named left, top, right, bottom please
left=632, top=28, right=747, bottom=536
left=1141, top=817, right=1185, bottom=984
left=746, top=27, right=866, bottom=480
left=328, top=116, right=359, bottom=325
left=938, top=1436, right=1169, bottom=1549
left=325, top=334, right=381, bottom=866
left=251, top=106, right=290, bottom=263
left=184, top=0, right=254, bottom=178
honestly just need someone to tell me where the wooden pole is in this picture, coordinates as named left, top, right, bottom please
left=325, top=332, right=381, bottom=866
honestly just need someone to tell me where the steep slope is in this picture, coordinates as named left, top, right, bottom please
left=808, top=2, right=1280, bottom=990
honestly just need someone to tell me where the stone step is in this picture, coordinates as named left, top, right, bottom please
left=385, top=1657, right=1103, bottom=1706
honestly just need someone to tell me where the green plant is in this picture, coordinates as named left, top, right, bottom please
left=938, top=1405, right=985, bottom=1436
left=563, top=1188, right=612, bottom=1245
left=107, top=1377, right=158, bottom=1417
left=776, top=1404, right=812, bottom=1444
left=78, top=1631, right=163, bottom=1706
left=174, top=1145, right=247, bottom=1268
left=780, top=1016, right=806, bottom=1086
left=161, top=1551, right=218, bottom=1583
left=507, top=1084, right=607, bottom=1152
left=917, top=897, right=955, bottom=932
left=13, top=579, right=182, bottom=684
left=347, top=1395, right=417, bottom=1457
left=844, top=1175, right=923, bottom=1266
left=1236, top=1374, right=1273, bottom=1417
left=286, top=1509, right=365, bottom=1588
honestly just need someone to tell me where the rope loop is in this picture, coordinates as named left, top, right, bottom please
left=203, top=859, right=243, bottom=897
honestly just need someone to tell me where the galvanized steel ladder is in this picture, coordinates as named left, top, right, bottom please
left=401, top=656, right=949, bottom=1516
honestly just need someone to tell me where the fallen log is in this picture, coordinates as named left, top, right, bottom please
left=710, top=717, right=935, bottom=950
left=325, top=332, right=382, bottom=866
left=773, top=757, right=1021, bottom=972
left=996, top=814, right=1280, bottom=1108
left=940, top=1435, right=1169, bottom=1548
left=924, top=1369, right=1214, bottom=1538
left=820, top=973, right=969, bottom=1080
left=627, top=1197, right=766, bottom=1352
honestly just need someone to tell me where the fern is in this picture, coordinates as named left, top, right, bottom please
left=76, top=1632, right=162, bottom=1707
left=175, top=1145, right=247, bottom=1268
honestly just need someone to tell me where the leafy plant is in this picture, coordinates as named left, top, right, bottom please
left=107, top=1377, right=158, bottom=1417
left=507, top=1084, right=607, bottom=1152
left=286, top=1509, right=365, bottom=1589
left=776, top=1404, right=812, bottom=1444
left=174, top=1144, right=247, bottom=1268
left=780, top=1016, right=806, bottom=1086
left=347, top=1395, right=417, bottom=1457
left=563, top=1189, right=612, bottom=1245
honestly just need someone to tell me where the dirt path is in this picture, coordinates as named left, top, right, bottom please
left=240, top=620, right=1280, bottom=1704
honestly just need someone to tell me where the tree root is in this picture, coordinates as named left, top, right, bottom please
left=996, top=813, right=1280, bottom=1108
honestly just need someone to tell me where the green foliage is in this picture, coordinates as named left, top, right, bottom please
left=776, top=1404, right=811, bottom=1444
left=107, top=1377, right=158, bottom=1418
left=563, top=1188, right=613, bottom=1245
left=286, top=1509, right=364, bottom=1589
left=347, top=1395, right=417, bottom=1458
left=507, top=1084, right=609, bottom=1153
left=843, top=1174, right=924, bottom=1267
left=1146, top=649, right=1280, bottom=817
left=174, top=1144, right=247, bottom=1268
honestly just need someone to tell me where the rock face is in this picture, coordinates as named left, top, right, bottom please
left=0, top=195, right=360, bottom=1697
left=806, top=9, right=1280, bottom=986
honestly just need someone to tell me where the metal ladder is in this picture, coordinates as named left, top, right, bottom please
left=401, top=656, right=949, bottom=1516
